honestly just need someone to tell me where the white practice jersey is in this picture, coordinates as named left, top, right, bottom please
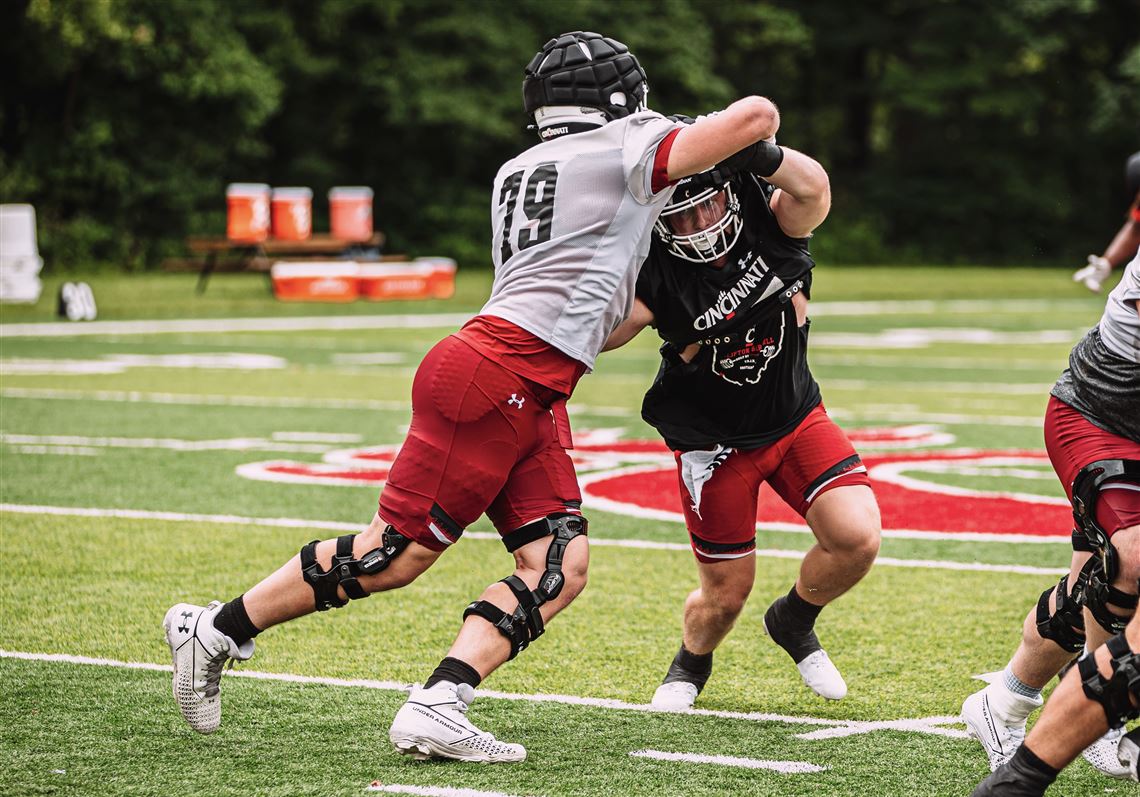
left=481, top=111, right=679, bottom=370
left=1099, top=250, right=1140, bottom=362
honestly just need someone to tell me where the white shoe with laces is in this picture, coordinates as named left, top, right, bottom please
left=163, top=601, right=255, bottom=734
left=1082, top=725, right=1131, bottom=779
left=960, top=684, right=1042, bottom=771
left=795, top=649, right=848, bottom=700
left=650, top=681, right=699, bottom=710
left=389, top=682, right=526, bottom=763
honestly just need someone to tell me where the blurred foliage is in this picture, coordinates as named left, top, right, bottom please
left=0, top=0, right=1137, bottom=269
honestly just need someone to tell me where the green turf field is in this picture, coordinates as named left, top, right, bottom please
left=0, top=267, right=1133, bottom=796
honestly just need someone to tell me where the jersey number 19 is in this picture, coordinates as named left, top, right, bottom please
left=498, top=163, right=559, bottom=263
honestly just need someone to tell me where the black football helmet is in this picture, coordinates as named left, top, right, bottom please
left=523, top=32, right=648, bottom=122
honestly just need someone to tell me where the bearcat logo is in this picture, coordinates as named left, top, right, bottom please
left=713, top=316, right=784, bottom=386
left=235, top=425, right=1071, bottom=539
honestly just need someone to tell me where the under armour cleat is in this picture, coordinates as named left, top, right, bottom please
left=389, top=682, right=526, bottom=763
left=163, top=601, right=255, bottom=734
left=1118, top=727, right=1140, bottom=782
left=650, top=681, right=700, bottom=711
left=960, top=685, right=1042, bottom=771
left=1082, top=725, right=1131, bottom=779
left=795, top=649, right=848, bottom=700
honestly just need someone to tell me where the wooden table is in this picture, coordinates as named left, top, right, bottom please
left=184, top=232, right=387, bottom=293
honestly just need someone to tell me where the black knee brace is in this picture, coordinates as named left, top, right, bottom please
left=463, top=513, right=587, bottom=659
left=1069, top=459, right=1140, bottom=635
left=1078, top=632, right=1140, bottom=729
left=300, top=526, right=411, bottom=611
left=1035, top=574, right=1086, bottom=653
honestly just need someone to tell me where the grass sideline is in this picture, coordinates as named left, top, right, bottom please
left=0, top=266, right=1131, bottom=796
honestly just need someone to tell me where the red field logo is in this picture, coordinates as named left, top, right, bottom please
left=237, top=425, right=1071, bottom=539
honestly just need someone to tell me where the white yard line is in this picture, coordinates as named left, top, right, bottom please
left=1, top=386, right=1047, bottom=426
left=629, top=749, right=826, bottom=773
left=0, top=433, right=335, bottom=454
left=0, top=313, right=476, bottom=338
left=1, top=387, right=411, bottom=411
left=0, top=649, right=967, bottom=741
left=368, top=785, right=539, bottom=797
left=0, top=299, right=1098, bottom=340
left=0, top=503, right=1067, bottom=574
left=0, top=387, right=632, bottom=418
left=823, top=379, right=1049, bottom=395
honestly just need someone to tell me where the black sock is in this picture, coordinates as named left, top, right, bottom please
left=212, top=594, right=261, bottom=646
left=424, top=657, right=482, bottom=689
left=1011, top=745, right=1059, bottom=780
left=764, top=585, right=824, bottom=664
left=662, top=643, right=713, bottom=691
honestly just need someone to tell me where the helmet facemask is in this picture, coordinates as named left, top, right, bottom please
left=654, top=183, right=743, bottom=264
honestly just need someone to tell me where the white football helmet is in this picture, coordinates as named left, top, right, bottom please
left=654, top=180, right=742, bottom=264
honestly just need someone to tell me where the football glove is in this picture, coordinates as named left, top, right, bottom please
left=1073, top=255, right=1112, bottom=292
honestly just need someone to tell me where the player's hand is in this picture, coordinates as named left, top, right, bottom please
left=1073, top=255, right=1111, bottom=292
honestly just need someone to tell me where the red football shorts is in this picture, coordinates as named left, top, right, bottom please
left=674, top=404, right=872, bottom=563
left=1044, top=396, right=1140, bottom=537
left=378, top=335, right=582, bottom=551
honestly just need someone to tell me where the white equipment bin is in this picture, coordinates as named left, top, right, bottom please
left=0, top=204, right=44, bottom=303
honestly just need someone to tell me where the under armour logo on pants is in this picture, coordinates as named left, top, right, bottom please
left=507, top=394, right=525, bottom=408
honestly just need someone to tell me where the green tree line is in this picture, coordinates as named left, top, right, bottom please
left=1, top=0, right=1137, bottom=270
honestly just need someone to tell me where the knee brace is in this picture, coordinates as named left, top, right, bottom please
left=300, top=526, right=411, bottom=611
left=1070, top=460, right=1140, bottom=635
left=463, top=513, right=587, bottom=659
left=1035, top=573, right=1086, bottom=653
left=1080, top=555, right=1138, bottom=635
left=1078, top=633, right=1140, bottom=729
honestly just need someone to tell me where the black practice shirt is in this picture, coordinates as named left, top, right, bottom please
left=637, top=175, right=821, bottom=451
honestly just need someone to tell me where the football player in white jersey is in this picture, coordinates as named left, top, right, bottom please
left=965, top=251, right=1140, bottom=791
left=162, top=31, right=786, bottom=764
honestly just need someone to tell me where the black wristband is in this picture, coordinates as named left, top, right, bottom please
left=717, top=140, right=784, bottom=179
left=748, top=140, right=784, bottom=177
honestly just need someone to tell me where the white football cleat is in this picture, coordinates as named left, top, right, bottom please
left=163, top=601, right=255, bottom=734
left=650, top=681, right=699, bottom=711
left=1118, top=728, right=1140, bottom=782
left=389, top=682, right=526, bottom=763
left=795, top=649, right=848, bottom=700
left=960, top=684, right=1042, bottom=771
left=1082, top=725, right=1131, bottom=779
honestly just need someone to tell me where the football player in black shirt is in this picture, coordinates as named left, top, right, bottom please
left=605, top=126, right=881, bottom=708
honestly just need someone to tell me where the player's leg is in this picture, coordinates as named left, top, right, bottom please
left=650, top=447, right=762, bottom=710
left=765, top=406, right=879, bottom=700
left=389, top=390, right=588, bottom=762
left=163, top=334, right=514, bottom=736
left=971, top=541, right=1140, bottom=797
left=163, top=510, right=443, bottom=733
left=652, top=555, right=757, bottom=710
left=964, top=402, right=1140, bottom=772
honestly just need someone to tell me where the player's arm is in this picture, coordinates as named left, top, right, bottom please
left=602, top=298, right=655, bottom=352
left=665, top=97, right=779, bottom=181
left=1075, top=190, right=1140, bottom=292
left=768, top=148, right=831, bottom=238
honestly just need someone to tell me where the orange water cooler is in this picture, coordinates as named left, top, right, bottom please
left=226, top=183, right=271, bottom=243
left=329, top=186, right=374, bottom=241
left=271, top=187, right=313, bottom=240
